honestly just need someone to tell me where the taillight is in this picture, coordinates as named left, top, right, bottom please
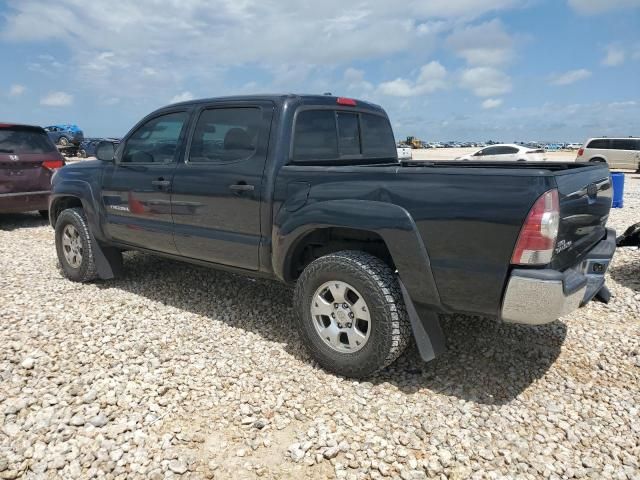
left=42, top=159, right=64, bottom=170
left=336, top=97, right=357, bottom=106
left=577, top=148, right=584, bottom=157
left=511, top=189, right=560, bottom=265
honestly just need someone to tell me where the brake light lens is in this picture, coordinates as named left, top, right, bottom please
left=336, top=97, right=357, bottom=106
left=577, top=148, right=584, bottom=157
left=42, top=159, right=64, bottom=170
left=511, top=189, right=560, bottom=265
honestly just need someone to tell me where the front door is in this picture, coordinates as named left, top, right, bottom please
left=171, top=102, right=273, bottom=270
left=101, top=110, right=190, bottom=253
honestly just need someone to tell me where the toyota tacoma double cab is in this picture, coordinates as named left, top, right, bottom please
left=49, top=94, right=616, bottom=377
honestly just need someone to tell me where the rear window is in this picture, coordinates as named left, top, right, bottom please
left=292, top=109, right=396, bottom=163
left=0, top=127, right=56, bottom=154
left=587, top=139, right=610, bottom=149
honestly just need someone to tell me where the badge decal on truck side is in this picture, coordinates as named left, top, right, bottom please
left=555, top=239, right=572, bottom=254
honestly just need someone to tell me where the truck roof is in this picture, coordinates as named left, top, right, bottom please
left=165, top=93, right=385, bottom=113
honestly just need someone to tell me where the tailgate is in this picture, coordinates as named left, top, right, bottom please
left=0, top=153, right=51, bottom=194
left=551, top=164, right=612, bottom=270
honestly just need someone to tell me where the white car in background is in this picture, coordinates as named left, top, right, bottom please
left=575, top=137, right=640, bottom=170
left=456, top=144, right=546, bottom=162
left=565, top=143, right=582, bottom=150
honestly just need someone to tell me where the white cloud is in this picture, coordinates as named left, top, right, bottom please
left=378, top=61, right=447, bottom=97
left=0, top=1, right=522, bottom=100
left=8, top=84, right=26, bottom=97
left=482, top=98, right=503, bottom=109
left=40, top=91, right=73, bottom=106
left=447, top=19, right=514, bottom=66
left=170, top=91, right=195, bottom=103
left=608, top=100, right=637, bottom=107
left=549, top=69, right=592, bottom=86
left=460, top=67, right=512, bottom=97
left=568, top=0, right=640, bottom=14
left=602, top=44, right=625, bottom=66
left=343, top=67, right=374, bottom=93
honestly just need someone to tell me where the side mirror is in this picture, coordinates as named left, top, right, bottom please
left=96, top=141, right=116, bottom=162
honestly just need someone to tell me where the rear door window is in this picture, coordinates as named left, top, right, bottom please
left=587, top=139, right=610, bottom=149
left=188, top=108, right=261, bottom=163
left=0, top=127, right=56, bottom=154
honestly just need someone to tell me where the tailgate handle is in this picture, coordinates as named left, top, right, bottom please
left=151, top=179, right=170, bottom=187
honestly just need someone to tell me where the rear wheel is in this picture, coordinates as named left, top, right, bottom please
left=294, top=250, right=411, bottom=378
left=78, top=149, right=87, bottom=158
left=590, top=157, right=606, bottom=163
left=55, top=208, right=98, bottom=282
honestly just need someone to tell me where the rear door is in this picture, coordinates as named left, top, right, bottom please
left=551, top=164, right=612, bottom=270
left=585, top=138, right=610, bottom=163
left=101, top=110, right=190, bottom=253
left=0, top=125, right=61, bottom=195
left=170, top=101, right=273, bottom=270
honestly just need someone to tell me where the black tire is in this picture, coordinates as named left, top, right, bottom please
left=294, top=250, right=411, bottom=378
left=55, top=207, right=98, bottom=282
left=58, top=136, right=69, bottom=146
left=38, top=210, right=49, bottom=220
left=590, top=157, right=606, bottom=163
left=78, top=149, right=87, bottom=158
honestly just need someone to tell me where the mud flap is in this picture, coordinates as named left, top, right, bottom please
left=399, top=280, right=447, bottom=362
left=88, top=231, right=123, bottom=280
left=617, top=222, right=640, bottom=247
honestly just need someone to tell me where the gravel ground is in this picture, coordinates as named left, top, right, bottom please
left=1, top=176, right=639, bottom=480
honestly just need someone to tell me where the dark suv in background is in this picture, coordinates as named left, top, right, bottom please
left=0, top=124, right=65, bottom=217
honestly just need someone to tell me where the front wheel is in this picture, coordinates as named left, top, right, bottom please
left=55, top=208, right=98, bottom=282
left=58, top=136, right=69, bottom=146
left=294, top=251, right=411, bottom=378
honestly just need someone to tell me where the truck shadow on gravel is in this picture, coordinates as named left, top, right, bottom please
left=0, top=212, right=48, bottom=231
left=608, top=258, right=640, bottom=292
left=102, top=252, right=566, bottom=406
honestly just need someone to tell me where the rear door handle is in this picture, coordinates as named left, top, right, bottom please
left=229, top=183, right=255, bottom=192
left=151, top=179, right=171, bottom=187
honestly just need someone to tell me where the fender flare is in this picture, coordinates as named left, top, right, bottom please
left=50, top=179, right=105, bottom=241
left=274, top=199, right=440, bottom=305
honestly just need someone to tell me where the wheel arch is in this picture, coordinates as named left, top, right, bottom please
left=273, top=199, right=442, bottom=309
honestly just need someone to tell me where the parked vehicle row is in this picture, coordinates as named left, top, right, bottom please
left=46, top=94, right=615, bottom=378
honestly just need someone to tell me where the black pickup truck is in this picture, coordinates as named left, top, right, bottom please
left=49, top=94, right=616, bottom=377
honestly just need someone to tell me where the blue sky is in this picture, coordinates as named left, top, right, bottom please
left=0, top=0, right=638, bottom=142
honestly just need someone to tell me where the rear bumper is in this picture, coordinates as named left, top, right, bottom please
left=0, top=190, right=50, bottom=213
left=501, top=228, right=616, bottom=325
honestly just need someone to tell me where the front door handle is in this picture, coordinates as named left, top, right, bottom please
left=151, top=179, right=171, bottom=187
left=229, top=183, right=255, bottom=192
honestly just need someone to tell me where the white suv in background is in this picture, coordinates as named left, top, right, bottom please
left=576, top=137, right=640, bottom=170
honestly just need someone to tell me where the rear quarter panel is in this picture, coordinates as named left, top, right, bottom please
left=274, top=164, right=554, bottom=316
